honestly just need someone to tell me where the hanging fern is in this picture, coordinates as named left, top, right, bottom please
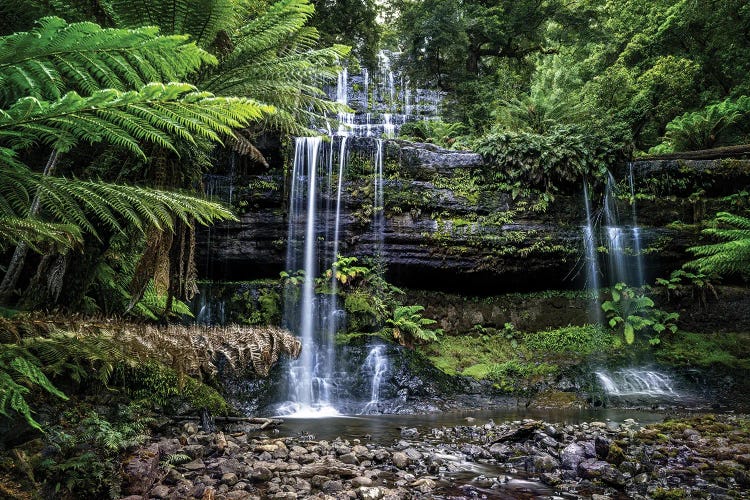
left=686, top=212, right=750, bottom=278
left=109, top=0, right=236, bottom=48
left=0, top=82, right=272, bottom=158
left=193, top=0, right=350, bottom=135
left=0, top=344, right=68, bottom=430
left=0, top=17, right=217, bottom=104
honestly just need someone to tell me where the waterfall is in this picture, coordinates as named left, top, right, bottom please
left=629, top=164, right=645, bottom=287
left=596, top=369, right=679, bottom=397
left=361, top=345, right=389, bottom=414
left=601, top=171, right=646, bottom=287
left=277, top=56, right=444, bottom=416
left=582, top=181, right=602, bottom=324
left=281, top=137, right=339, bottom=417
left=373, top=139, right=385, bottom=256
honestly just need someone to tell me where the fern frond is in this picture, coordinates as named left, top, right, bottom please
left=0, top=83, right=272, bottom=158
left=196, top=0, right=350, bottom=135
left=0, top=215, right=81, bottom=251
left=0, top=165, right=236, bottom=245
left=687, top=212, right=750, bottom=277
left=0, top=17, right=216, bottom=104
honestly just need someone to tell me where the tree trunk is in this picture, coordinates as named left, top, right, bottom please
left=0, top=150, right=60, bottom=305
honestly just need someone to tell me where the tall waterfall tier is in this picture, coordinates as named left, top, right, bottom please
left=277, top=133, right=387, bottom=416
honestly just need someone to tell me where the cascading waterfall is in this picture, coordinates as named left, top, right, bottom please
left=582, top=181, right=602, bottom=324
left=629, top=163, right=645, bottom=287
left=361, top=345, right=388, bottom=414
left=596, top=369, right=679, bottom=397
left=281, top=137, right=339, bottom=416
left=594, top=171, right=647, bottom=287
left=278, top=54, right=443, bottom=415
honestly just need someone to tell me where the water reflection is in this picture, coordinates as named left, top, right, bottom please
left=276, top=407, right=665, bottom=442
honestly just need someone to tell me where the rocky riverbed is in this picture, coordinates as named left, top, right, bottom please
left=121, top=413, right=749, bottom=499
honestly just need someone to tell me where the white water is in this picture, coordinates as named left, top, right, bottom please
left=361, top=345, right=388, bottom=413
left=282, top=137, right=339, bottom=416
left=582, top=181, right=602, bottom=324
left=280, top=53, right=443, bottom=416
left=596, top=369, right=679, bottom=397
left=600, top=171, right=646, bottom=287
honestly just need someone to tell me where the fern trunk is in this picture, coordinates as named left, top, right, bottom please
left=0, top=150, right=59, bottom=305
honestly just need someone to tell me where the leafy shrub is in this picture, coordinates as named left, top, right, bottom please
left=36, top=404, right=152, bottom=499
left=398, top=120, right=471, bottom=149
left=650, top=96, right=750, bottom=153
left=387, top=305, right=442, bottom=346
left=601, top=283, right=679, bottom=345
left=474, top=124, right=624, bottom=193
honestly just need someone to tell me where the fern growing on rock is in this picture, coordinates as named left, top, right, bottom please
left=686, top=212, right=750, bottom=279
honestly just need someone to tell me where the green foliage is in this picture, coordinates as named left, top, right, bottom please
left=195, top=0, right=350, bottom=135
left=686, top=212, right=750, bottom=279
left=657, top=331, right=750, bottom=370
left=651, top=96, right=750, bottom=153
left=0, top=344, right=67, bottom=430
left=0, top=83, right=270, bottom=159
left=36, top=404, right=152, bottom=499
left=475, top=124, right=623, bottom=193
left=115, top=361, right=229, bottom=414
left=109, top=0, right=236, bottom=47
left=0, top=17, right=215, bottom=103
left=524, top=324, right=615, bottom=354
left=601, top=283, right=679, bottom=345
left=655, top=269, right=717, bottom=306
left=386, top=305, right=442, bottom=346
left=462, top=360, right=557, bottom=392
left=325, top=255, right=370, bottom=287
left=398, top=120, right=470, bottom=150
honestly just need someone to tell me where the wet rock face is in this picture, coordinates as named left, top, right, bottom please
left=197, top=144, right=750, bottom=294
left=126, top=414, right=750, bottom=500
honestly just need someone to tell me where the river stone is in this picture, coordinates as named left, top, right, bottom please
left=250, top=466, right=273, bottom=482
left=183, top=444, right=205, bottom=459
left=358, top=486, right=384, bottom=500
left=533, top=453, right=560, bottom=473
left=411, top=478, right=436, bottom=492
left=352, top=476, right=373, bottom=487
left=149, top=484, right=171, bottom=499
left=404, top=448, right=423, bottom=461
left=561, top=443, right=586, bottom=470
left=183, top=458, right=206, bottom=471
left=489, top=443, right=511, bottom=459
left=392, top=452, right=409, bottom=468
left=577, top=458, right=610, bottom=479
left=322, top=479, right=343, bottom=493
left=595, top=435, right=612, bottom=459
left=400, top=428, right=419, bottom=439
left=340, top=452, right=360, bottom=465
left=122, top=443, right=160, bottom=495
left=222, top=472, right=239, bottom=486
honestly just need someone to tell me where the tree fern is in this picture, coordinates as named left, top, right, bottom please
left=109, top=0, right=237, bottom=48
left=0, top=216, right=80, bottom=251
left=0, top=83, right=273, bottom=159
left=686, top=212, right=750, bottom=278
left=1, top=166, right=236, bottom=239
left=193, top=0, right=350, bottom=135
left=0, top=17, right=217, bottom=103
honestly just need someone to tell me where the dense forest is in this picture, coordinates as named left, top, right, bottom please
left=0, top=0, right=749, bottom=498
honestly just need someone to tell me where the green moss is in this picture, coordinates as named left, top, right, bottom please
left=116, top=362, right=229, bottom=415
left=652, top=488, right=687, bottom=499
left=657, top=331, right=750, bottom=370
left=524, top=324, right=616, bottom=355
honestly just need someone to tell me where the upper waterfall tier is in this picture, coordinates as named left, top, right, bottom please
left=326, top=51, right=443, bottom=137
